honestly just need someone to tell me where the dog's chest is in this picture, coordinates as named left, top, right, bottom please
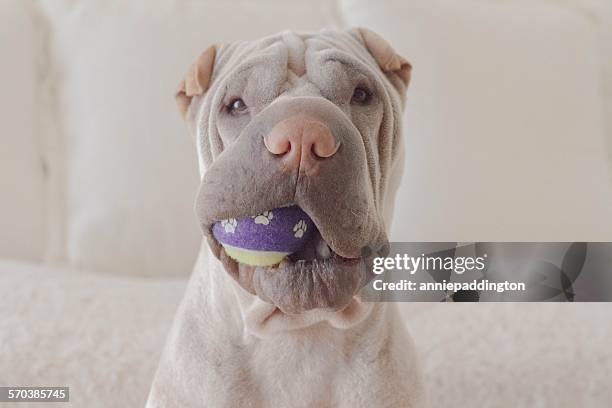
left=247, top=330, right=349, bottom=406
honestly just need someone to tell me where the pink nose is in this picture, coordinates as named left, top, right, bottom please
left=264, top=116, right=338, bottom=172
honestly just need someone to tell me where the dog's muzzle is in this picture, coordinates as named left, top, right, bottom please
left=196, top=97, right=389, bottom=314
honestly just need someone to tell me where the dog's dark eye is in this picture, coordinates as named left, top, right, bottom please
left=227, top=98, right=248, bottom=115
left=351, top=87, right=372, bottom=105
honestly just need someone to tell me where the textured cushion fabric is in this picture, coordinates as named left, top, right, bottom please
left=341, top=0, right=612, bottom=242
left=401, top=303, right=612, bottom=407
left=1, top=259, right=609, bottom=407
left=0, top=0, right=46, bottom=261
left=0, top=260, right=186, bottom=408
left=39, top=0, right=340, bottom=277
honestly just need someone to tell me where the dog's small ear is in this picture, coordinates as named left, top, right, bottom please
left=353, top=28, right=412, bottom=95
left=176, top=45, right=217, bottom=118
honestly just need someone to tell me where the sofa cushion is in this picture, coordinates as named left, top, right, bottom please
left=1, top=259, right=610, bottom=407
left=0, top=0, right=46, bottom=261
left=341, top=0, right=612, bottom=241
left=403, top=302, right=612, bottom=407
left=41, top=0, right=340, bottom=277
left=462, top=0, right=612, bottom=179
left=0, top=259, right=186, bottom=407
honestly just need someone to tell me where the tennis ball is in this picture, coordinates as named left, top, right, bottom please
left=212, top=205, right=314, bottom=266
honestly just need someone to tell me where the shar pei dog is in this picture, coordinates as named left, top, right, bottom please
left=148, top=28, right=425, bottom=408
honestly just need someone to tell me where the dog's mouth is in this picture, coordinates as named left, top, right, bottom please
left=207, top=224, right=377, bottom=315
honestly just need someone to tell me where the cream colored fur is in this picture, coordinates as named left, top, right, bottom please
left=147, top=29, right=425, bottom=407
left=147, top=242, right=424, bottom=407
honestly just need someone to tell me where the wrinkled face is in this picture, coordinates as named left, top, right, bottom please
left=177, top=29, right=410, bottom=315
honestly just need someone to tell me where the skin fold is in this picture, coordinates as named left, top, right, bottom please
left=147, top=29, right=425, bottom=408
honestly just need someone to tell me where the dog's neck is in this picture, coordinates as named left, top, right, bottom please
left=192, top=242, right=380, bottom=339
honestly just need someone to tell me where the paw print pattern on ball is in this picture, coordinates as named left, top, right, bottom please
left=293, top=220, right=307, bottom=238
left=253, top=210, right=274, bottom=225
left=221, top=218, right=238, bottom=233
left=211, top=205, right=316, bottom=266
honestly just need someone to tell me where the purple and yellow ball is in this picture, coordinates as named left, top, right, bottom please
left=212, top=205, right=315, bottom=266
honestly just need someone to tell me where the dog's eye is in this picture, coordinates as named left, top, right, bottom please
left=351, top=87, right=372, bottom=105
left=227, top=98, right=248, bottom=115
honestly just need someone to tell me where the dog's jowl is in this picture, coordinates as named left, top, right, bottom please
left=147, top=29, right=425, bottom=408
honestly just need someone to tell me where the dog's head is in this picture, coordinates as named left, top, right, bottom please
left=177, top=29, right=410, bottom=315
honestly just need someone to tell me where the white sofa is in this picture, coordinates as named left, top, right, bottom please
left=1, top=1, right=612, bottom=406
